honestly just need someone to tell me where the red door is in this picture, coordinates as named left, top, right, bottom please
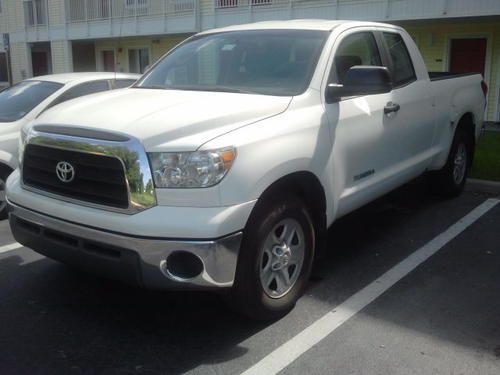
left=101, top=50, right=115, bottom=72
left=449, top=38, right=487, bottom=77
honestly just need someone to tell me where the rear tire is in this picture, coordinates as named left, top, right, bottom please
left=228, top=194, right=315, bottom=321
left=429, top=128, right=472, bottom=198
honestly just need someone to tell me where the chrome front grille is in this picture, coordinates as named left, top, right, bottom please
left=21, top=125, right=156, bottom=214
left=23, top=144, right=130, bottom=209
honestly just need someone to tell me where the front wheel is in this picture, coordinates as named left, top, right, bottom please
left=229, top=194, right=315, bottom=320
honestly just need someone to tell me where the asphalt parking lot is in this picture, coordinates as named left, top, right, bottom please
left=1, top=183, right=499, bottom=375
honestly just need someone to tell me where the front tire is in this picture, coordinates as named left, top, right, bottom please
left=429, top=128, right=472, bottom=198
left=229, top=194, right=315, bottom=321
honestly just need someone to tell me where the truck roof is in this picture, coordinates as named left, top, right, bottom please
left=198, top=19, right=399, bottom=34
left=25, top=72, right=141, bottom=85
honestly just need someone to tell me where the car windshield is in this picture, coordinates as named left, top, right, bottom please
left=137, top=30, right=328, bottom=96
left=0, top=80, right=63, bottom=122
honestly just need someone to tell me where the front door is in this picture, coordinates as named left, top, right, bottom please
left=324, top=30, right=400, bottom=216
left=449, top=38, right=487, bottom=77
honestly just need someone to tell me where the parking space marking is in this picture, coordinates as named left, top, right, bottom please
left=0, top=242, right=24, bottom=254
left=240, top=198, right=500, bottom=375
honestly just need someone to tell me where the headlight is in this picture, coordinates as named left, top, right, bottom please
left=148, top=147, right=236, bottom=188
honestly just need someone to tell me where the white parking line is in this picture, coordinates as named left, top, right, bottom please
left=241, top=198, right=500, bottom=375
left=0, top=242, right=24, bottom=254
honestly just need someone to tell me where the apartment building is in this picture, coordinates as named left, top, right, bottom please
left=1, top=0, right=500, bottom=121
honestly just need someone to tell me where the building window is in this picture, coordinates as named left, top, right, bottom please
left=128, top=48, right=150, bottom=74
left=24, top=0, right=47, bottom=26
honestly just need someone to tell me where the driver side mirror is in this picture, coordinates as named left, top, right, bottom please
left=326, top=66, right=392, bottom=104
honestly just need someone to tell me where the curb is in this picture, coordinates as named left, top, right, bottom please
left=466, top=178, right=500, bottom=196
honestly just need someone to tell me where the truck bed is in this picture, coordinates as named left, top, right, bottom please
left=429, top=72, right=481, bottom=81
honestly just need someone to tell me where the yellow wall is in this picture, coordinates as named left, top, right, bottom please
left=95, top=35, right=187, bottom=72
left=51, top=40, right=72, bottom=73
left=48, top=0, right=65, bottom=26
left=9, top=42, right=30, bottom=82
left=403, top=20, right=500, bottom=121
left=200, top=0, right=214, bottom=15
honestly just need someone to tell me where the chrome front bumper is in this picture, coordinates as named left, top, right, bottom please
left=8, top=202, right=242, bottom=289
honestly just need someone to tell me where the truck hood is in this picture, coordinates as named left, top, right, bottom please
left=35, top=88, right=292, bottom=151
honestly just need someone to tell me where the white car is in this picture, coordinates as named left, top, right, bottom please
left=0, top=72, right=140, bottom=217
left=7, top=21, right=486, bottom=319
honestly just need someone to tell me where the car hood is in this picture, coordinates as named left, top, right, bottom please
left=34, top=88, right=292, bottom=151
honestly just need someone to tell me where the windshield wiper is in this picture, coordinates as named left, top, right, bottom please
left=137, top=85, right=258, bottom=95
left=204, top=87, right=258, bottom=94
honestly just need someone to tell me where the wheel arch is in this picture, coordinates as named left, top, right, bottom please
left=249, top=171, right=328, bottom=257
left=455, top=112, right=476, bottom=166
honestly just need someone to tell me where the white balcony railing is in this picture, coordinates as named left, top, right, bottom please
left=24, top=0, right=48, bottom=27
left=65, top=0, right=196, bottom=22
left=215, top=0, right=292, bottom=9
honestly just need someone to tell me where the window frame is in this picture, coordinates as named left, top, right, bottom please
left=377, top=31, right=417, bottom=89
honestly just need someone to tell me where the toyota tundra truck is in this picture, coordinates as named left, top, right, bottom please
left=6, top=20, right=487, bottom=320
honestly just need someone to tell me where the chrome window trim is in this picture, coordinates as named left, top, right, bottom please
left=22, top=125, right=157, bottom=215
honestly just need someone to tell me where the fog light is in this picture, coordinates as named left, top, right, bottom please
left=163, top=251, right=204, bottom=280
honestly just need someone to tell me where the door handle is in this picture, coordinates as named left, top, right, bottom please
left=384, top=102, right=401, bottom=114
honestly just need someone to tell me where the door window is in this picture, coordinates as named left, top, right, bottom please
left=332, top=32, right=382, bottom=84
left=113, top=79, right=137, bottom=89
left=383, top=32, right=416, bottom=87
left=53, top=80, right=110, bottom=105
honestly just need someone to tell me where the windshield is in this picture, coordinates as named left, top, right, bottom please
left=0, top=80, right=63, bottom=122
left=137, top=30, right=328, bottom=96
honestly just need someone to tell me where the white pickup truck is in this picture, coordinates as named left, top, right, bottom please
left=7, top=20, right=487, bottom=320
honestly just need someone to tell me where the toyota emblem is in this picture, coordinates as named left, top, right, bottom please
left=56, top=161, right=75, bottom=183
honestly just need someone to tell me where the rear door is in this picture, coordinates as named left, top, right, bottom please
left=378, top=30, right=436, bottom=172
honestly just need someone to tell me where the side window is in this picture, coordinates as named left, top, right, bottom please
left=383, top=32, right=416, bottom=86
left=56, top=80, right=110, bottom=105
left=332, top=32, right=382, bottom=84
left=113, top=79, right=137, bottom=89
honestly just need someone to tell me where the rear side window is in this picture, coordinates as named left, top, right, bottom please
left=332, top=32, right=382, bottom=84
left=113, top=79, right=137, bottom=89
left=383, top=32, right=416, bottom=86
left=55, top=80, right=110, bottom=104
